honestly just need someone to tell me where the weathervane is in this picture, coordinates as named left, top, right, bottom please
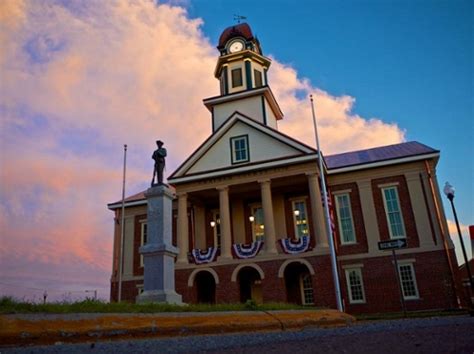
left=233, top=14, right=247, bottom=24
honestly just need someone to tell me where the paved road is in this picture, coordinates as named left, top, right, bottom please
left=4, top=315, right=474, bottom=354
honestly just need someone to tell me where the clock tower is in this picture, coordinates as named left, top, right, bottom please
left=203, top=23, right=284, bottom=132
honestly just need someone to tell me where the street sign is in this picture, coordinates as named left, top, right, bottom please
left=378, top=238, right=407, bottom=251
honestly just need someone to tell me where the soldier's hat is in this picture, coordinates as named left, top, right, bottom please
left=156, top=140, right=164, bottom=145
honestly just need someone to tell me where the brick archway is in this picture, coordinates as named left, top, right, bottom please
left=278, top=258, right=315, bottom=278
left=231, top=263, right=265, bottom=282
left=187, top=268, right=220, bottom=287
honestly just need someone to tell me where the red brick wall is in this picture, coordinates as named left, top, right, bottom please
left=329, top=182, right=368, bottom=256
left=174, top=256, right=337, bottom=307
left=113, top=249, right=457, bottom=314
left=371, top=175, right=420, bottom=248
left=340, top=250, right=458, bottom=314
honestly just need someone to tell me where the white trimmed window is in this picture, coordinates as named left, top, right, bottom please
left=398, top=263, right=419, bottom=299
left=254, top=69, right=263, bottom=87
left=230, top=135, right=249, bottom=164
left=300, top=273, right=314, bottom=305
left=381, top=186, right=406, bottom=239
left=292, top=199, right=309, bottom=239
left=231, top=68, right=243, bottom=87
left=140, top=221, right=147, bottom=267
left=345, top=268, right=366, bottom=304
left=250, top=205, right=264, bottom=242
left=335, top=193, right=356, bottom=244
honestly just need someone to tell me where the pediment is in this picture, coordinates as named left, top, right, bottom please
left=169, top=112, right=316, bottom=182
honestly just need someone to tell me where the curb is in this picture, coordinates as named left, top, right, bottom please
left=0, top=310, right=355, bottom=346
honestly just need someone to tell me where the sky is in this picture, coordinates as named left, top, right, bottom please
left=0, top=0, right=472, bottom=302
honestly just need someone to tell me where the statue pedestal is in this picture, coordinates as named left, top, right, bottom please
left=137, top=185, right=182, bottom=304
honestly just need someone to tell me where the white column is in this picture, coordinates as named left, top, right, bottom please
left=307, top=173, right=328, bottom=248
left=177, top=192, right=189, bottom=263
left=405, top=171, right=435, bottom=247
left=356, top=179, right=380, bottom=254
left=218, top=186, right=232, bottom=259
left=260, top=179, right=277, bottom=254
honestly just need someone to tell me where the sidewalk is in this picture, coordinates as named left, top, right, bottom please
left=0, top=309, right=355, bottom=346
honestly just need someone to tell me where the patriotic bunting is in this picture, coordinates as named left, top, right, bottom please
left=279, top=236, right=310, bottom=254
left=191, top=247, right=218, bottom=264
left=232, top=241, right=264, bottom=259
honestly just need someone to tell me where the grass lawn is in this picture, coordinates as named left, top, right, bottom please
left=0, top=296, right=310, bottom=314
left=1, top=297, right=468, bottom=319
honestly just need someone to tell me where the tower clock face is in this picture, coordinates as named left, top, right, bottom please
left=229, top=40, right=244, bottom=53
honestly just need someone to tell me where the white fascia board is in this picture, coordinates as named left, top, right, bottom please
left=169, top=154, right=318, bottom=184
left=107, top=199, right=147, bottom=210
left=327, top=152, right=440, bottom=175
left=203, top=87, right=268, bottom=109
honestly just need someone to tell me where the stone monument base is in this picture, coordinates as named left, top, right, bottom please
left=137, top=289, right=183, bottom=305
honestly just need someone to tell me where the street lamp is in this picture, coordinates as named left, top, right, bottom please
left=443, top=182, right=474, bottom=295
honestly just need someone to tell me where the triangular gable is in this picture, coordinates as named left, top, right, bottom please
left=169, top=111, right=316, bottom=180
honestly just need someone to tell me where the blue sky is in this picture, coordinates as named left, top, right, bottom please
left=0, top=0, right=471, bottom=301
left=189, top=0, right=473, bottom=229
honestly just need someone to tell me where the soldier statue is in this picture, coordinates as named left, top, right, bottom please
left=152, top=140, right=167, bottom=186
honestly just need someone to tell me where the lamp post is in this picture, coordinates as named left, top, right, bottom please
left=443, top=182, right=474, bottom=296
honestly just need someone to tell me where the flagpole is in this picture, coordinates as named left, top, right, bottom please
left=118, top=144, right=127, bottom=302
left=310, top=95, right=343, bottom=311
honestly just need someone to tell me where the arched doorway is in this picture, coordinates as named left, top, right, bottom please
left=284, top=262, right=314, bottom=305
left=195, top=271, right=216, bottom=304
left=237, top=266, right=263, bottom=304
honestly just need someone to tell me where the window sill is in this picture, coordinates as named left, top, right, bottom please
left=341, top=242, right=358, bottom=246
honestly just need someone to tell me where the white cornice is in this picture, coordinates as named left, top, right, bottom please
left=214, top=50, right=271, bottom=77
left=169, top=154, right=318, bottom=184
left=203, top=86, right=283, bottom=120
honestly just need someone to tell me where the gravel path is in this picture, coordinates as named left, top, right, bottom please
left=4, top=315, right=474, bottom=354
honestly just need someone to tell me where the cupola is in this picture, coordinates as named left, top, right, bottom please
left=203, top=23, right=284, bottom=133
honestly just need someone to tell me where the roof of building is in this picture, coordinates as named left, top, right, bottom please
left=108, top=191, right=146, bottom=209
left=107, top=141, right=439, bottom=209
left=325, top=141, right=439, bottom=170
left=218, top=23, right=254, bottom=48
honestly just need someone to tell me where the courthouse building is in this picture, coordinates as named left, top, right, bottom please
left=108, top=23, right=462, bottom=313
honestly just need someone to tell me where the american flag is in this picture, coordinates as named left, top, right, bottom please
left=320, top=180, right=338, bottom=251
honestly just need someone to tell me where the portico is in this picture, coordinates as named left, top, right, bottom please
left=172, top=162, right=330, bottom=267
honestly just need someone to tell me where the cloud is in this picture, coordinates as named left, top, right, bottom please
left=0, top=0, right=405, bottom=301
left=447, top=219, right=472, bottom=265
left=270, top=61, right=405, bottom=154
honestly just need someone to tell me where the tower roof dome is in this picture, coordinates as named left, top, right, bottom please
left=217, top=23, right=254, bottom=49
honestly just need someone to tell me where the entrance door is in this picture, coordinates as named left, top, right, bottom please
left=238, top=267, right=262, bottom=304
left=284, top=262, right=314, bottom=305
left=195, top=271, right=216, bottom=304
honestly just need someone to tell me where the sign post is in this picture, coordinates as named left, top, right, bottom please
left=378, top=238, right=407, bottom=317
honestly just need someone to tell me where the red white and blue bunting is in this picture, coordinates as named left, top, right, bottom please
left=232, top=241, right=263, bottom=259
left=191, top=247, right=218, bottom=264
left=279, top=236, right=311, bottom=254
